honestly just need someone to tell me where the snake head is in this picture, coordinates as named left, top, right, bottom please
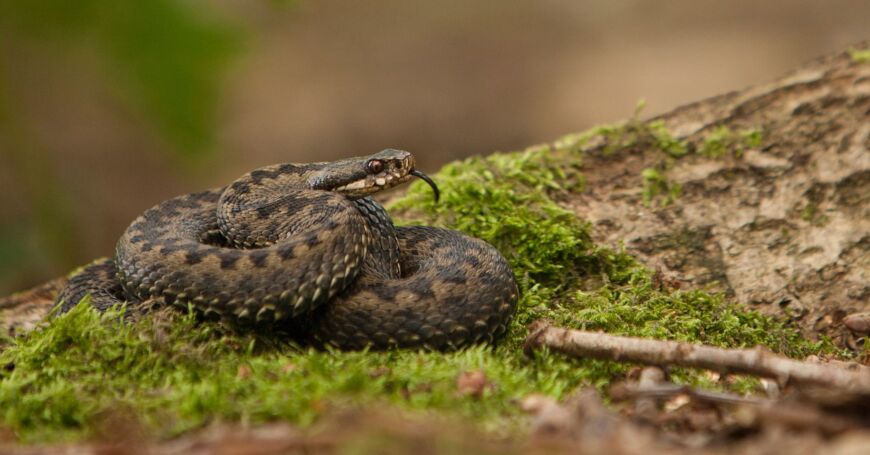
left=327, top=149, right=440, bottom=202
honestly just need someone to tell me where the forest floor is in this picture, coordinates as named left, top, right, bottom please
left=0, top=47, right=867, bottom=454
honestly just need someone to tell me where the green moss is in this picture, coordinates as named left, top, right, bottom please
left=799, top=203, right=830, bottom=226
left=800, top=203, right=817, bottom=223
left=848, top=47, right=870, bottom=64
left=0, top=304, right=562, bottom=441
left=699, top=126, right=732, bottom=158
left=641, top=167, right=681, bottom=207
left=585, top=103, right=688, bottom=158
left=633, top=124, right=763, bottom=206
left=551, top=102, right=687, bottom=160
left=647, top=120, right=689, bottom=158
left=699, top=126, right=762, bottom=158
left=0, top=119, right=834, bottom=442
left=740, top=128, right=763, bottom=149
left=558, top=106, right=762, bottom=209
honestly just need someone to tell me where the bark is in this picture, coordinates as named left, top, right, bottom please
left=0, top=277, right=65, bottom=337
left=569, top=48, right=869, bottom=346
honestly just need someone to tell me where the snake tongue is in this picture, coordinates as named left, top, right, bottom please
left=410, top=170, right=440, bottom=203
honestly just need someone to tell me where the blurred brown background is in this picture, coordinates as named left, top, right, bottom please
left=1, top=0, right=868, bottom=295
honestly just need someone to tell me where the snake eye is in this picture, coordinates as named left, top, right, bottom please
left=366, top=159, right=384, bottom=174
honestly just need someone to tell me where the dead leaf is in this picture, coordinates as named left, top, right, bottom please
left=456, top=370, right=489, bottom=398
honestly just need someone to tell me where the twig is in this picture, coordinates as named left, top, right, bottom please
left=613, top=377, right=861, bottom=435
left=615, top=382, right=768, bottom=406
left=634, top=367, right=666, bottom=418
left=524, top=320, right=870, bottom=392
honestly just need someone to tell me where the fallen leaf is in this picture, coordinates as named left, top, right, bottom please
left=456, top=370, right=489, bottom=398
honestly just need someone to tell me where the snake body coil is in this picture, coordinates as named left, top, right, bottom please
left=57, top=150, right=518, bottom=349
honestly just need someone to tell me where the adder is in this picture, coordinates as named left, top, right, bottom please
left=56, top=149, right=518, bottom=350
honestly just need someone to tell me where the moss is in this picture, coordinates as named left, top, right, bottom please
left=635, top=124, right=762, bottom=206
left=647, top=120, right=689, bottom=158
left=559, top=106, right=762, bottom=209
left=551, top=102, right=687, bottom=160
left=740, top=128, right=763, bottom=149
left=848, top=47, right=870, bottom=64
left=800, top=203, right=818, bottom=223
left=699, top=126, right=733, bottom=158
left=641, top=167, right=681, bottom=207
left=699, top=126, right=762, bottom=158
left=798, top=202, right=830, bottom=227
left=0, top=119, right=836, bottom=442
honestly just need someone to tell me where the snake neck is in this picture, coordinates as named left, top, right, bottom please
left=351, top=197, right=402, bottom=282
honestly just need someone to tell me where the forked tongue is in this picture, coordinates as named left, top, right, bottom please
left=410, top=170, right=440, bottom=202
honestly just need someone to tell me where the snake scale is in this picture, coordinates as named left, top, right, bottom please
left=56, top=150, right=518, bottom=350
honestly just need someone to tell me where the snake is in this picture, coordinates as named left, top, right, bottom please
left=55, top=149, right=518, bottom=350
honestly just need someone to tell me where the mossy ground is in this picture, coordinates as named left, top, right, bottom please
left=0, top=119, right=839, bottom=442
left=848, top=46, right=870, bottom=64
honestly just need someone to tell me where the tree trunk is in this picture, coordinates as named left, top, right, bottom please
left=569, top=48, right=868, bottom=347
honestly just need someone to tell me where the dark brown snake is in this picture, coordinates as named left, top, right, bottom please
left=56, top=150, right=518, bottom=350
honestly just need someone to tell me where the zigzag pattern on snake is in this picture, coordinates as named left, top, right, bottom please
left=56, top=150, right=518, bottom=350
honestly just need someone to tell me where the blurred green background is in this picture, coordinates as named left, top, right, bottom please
left=0, top=0, right=868, bottom=295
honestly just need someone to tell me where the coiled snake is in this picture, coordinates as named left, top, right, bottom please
left=56, top=150, right=518, bottom=350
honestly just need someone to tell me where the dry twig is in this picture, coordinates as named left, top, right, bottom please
left=524, top=320, right=870, bottom=392
left=613, top=372, right=862, bottom=436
